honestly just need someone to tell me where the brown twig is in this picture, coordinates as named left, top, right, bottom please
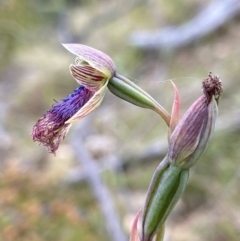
left=129, top=0, right=240, bottom=49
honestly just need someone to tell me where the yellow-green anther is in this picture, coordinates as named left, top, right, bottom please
left=142, top=159, right=189, bottom=241
left=108, top=74, right=170, bottom=126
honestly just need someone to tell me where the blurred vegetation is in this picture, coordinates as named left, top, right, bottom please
left=0, top=0, right=240, bottom=240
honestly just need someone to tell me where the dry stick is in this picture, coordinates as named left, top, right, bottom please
left=70, top=117, right=127, bottom=241
left=129, top=0, right=240, bottom=49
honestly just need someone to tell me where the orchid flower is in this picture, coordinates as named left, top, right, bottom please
left=32, top=44, right=170, bottom=154
left=32, top=44, right=115, bottom=154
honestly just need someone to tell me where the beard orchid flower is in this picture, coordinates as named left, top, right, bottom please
left=32, top=44, right=170, bottom=154
left=32, top=44, right=116, bottom=154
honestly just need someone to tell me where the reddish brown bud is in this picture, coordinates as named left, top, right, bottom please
left=168, top=73, right=222, bottom=168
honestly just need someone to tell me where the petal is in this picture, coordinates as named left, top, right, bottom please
left=62, top=43, right=116, bottom=79
left=70, top=63, right=107, bottom=91
left=66, top=81, right=108, bottom=123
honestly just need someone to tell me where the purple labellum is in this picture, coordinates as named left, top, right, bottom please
left=32, top=86, right=94, bottom=154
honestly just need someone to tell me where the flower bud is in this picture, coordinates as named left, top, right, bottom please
left=168, top=73, right=222, bottom=168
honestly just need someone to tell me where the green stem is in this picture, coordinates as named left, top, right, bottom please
left=115, top=73, right=170, bottom=126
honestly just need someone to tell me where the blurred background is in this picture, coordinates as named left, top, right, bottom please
left=0, top=0, right=240, bottom=240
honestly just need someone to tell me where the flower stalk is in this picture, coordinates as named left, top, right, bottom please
left=141, top=72, right=222, bottom=241
left=108, top=73, right=170, bottom=125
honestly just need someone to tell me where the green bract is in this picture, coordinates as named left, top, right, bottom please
left=142, top=158, right=189, bottom=241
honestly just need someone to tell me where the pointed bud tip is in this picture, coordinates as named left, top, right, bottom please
left=169, top=80, right=181, bottom=135
left=203, top=72, right=223, bottom=102
left=129, top=210, right=141, bottom=241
